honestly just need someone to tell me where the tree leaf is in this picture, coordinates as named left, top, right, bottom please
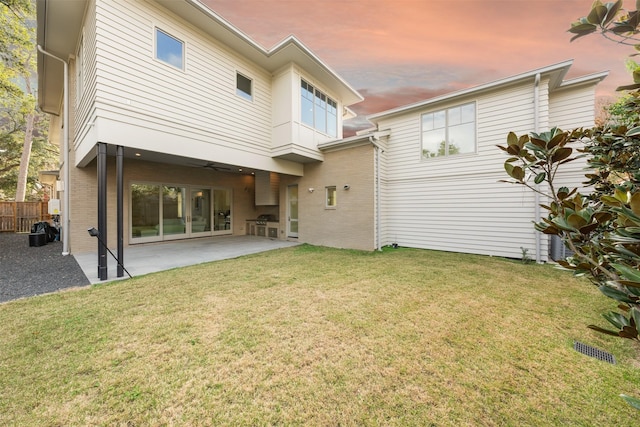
left=619, top=325, right=638, bottom=339
left=601, top=195, right=623, bottom=207
left=534, top=172, right=546, bottom=184
left=612, top=263, right=640, bottom=283
left=504, top=163, right=524, bottom=181
left=551, top=147, right=572, bottom=163
left=625, top=125, right=640, bottom=136
left=603, top=0, right=623, bottom=27
left=620, top=394, right=640, bottom=410
left=566, top=213, right=587, bottom=229
left=603, top=311, right=630, bottom=329
left=630, top=192, right=640, bottom=215
left=598, top=285, right=636, bottom=303
left=587, top=4, right=608, bottom=25
left=579, top=222, right=599, bottom=234
left=632, top=307, right=640, bottom=331
left=588, top=324, right=622, bottom=337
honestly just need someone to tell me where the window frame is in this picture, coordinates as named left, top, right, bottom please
left=420, top=101, right=477, bottom=159
left=236, top=72, right=253, bottom=101
left=154, top=27, right=185, bottom=71
left=301, top=79, right=338, bottom=137
left=325, top=186, right=337, bottom=209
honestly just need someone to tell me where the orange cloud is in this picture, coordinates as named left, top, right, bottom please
left=206, top=0, right=632, bottom=107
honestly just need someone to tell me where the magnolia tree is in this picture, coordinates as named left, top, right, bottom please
left=500, top=0, right=640, bottom=409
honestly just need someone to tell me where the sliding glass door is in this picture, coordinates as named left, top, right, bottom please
left=130, top=183, right=231, bottom=243
left=162, top=186, right=187, bottom=240
left=131, top=183, right=161, bottom=241
left=213, top=188, right=231, bottom=235
left=191, top=188, right=211, bottom=236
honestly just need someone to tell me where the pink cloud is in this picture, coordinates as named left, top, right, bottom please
left=205, top=0, right=633, bottom=110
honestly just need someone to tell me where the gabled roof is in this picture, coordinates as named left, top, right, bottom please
left=37, top=0, right=363, bottom=114
left=367, top=60, right=608, bottom=122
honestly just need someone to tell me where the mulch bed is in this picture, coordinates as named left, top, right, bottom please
left=0, top=233, right=90, bottom=303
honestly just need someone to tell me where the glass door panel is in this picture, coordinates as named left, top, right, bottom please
left=288, top=185, right=298, bottom=237
left=131, top=184, right=161, bottom=241
left=213, top=188, right=231, bottom=234
left=162, top=186, right=187, bottom=239
left=191, top=188, right=211, bottom=235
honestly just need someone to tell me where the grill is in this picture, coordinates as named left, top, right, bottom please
left=255, top=214, right=277, bottom=226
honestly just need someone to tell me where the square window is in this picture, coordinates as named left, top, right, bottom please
left=326, top=186, right=337, bottom=208
left=236, top=73, right=252, bottom=101
left=155, top=28, right=184, bottom=70
left=421, top=102, right=476, bottom=158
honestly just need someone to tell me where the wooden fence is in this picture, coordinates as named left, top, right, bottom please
left=0, top=202, right=51, bottom=233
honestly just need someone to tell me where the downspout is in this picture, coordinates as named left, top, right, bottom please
left=369, top=136, right=383, bottom=251
left=37, top=45, right=70, bottom=256
left=534, top=73, right=541, bottom=263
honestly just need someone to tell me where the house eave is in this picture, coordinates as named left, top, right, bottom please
left=37, top=0, right=88, bottom=115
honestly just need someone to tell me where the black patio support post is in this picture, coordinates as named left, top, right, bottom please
left=116, top=145, right=124, bottom=278
left=97, top=142, right=108, bottom=280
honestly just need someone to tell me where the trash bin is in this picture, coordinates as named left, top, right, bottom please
left=29, top=232, right=47, bottom=247
left=31, top=221, right=56, bottom=242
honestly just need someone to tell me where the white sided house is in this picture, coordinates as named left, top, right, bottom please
left=365, top=61, right=607, bottom=262
left=37, top=0, right=607, bottom=277
left=37, top=0, right=368, bottom=279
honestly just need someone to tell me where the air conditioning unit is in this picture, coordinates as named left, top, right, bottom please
left=549, top=235, right=574, bottom=261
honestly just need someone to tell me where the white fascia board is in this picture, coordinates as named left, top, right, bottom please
left=318, top=134, right=373, bottom=151
left=367, top=59, right=575, bottom=122
left=556, top=70, right=609, bottom=89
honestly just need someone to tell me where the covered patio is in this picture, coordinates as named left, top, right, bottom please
left=74, top=235, right=300, bottom=284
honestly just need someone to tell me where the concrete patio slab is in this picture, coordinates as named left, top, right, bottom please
left=74, top=235, right=300, bottom=284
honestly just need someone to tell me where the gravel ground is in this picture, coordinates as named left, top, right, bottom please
left=0, top=233, right=90, bottom=303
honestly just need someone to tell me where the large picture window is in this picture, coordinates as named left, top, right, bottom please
left=155, top=28, right=184, bottom=70
left=421, top=102, right=476, bottom=158
left=301, top=79, right=338, bottom=137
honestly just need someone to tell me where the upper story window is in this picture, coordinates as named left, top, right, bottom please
left=155, top=28, right=184, bottom=70
left=236, top=73, right=252, bottom=101
left=301, top=79, right=338, bottom=137
left=421, top=102, right=476, bottom=158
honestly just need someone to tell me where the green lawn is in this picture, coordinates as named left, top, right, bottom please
left=1, top=245, right=639, bottom=426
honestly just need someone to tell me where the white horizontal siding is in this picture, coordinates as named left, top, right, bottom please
left=382, top=172, right=545, bottom=259
left=378, top=77, right=556, bottom=260
left=550, top=84, right=596, bottom=129
left=91, top=0, right=273, bottom=158
left=549, top=84, right=597, bottom=192
left=73, top=0, right=98, bottom=150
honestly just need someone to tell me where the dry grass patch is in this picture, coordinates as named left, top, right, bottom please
left=0, top=245, right=639, bottom=425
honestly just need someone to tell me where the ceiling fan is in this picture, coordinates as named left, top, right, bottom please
left=189, top=161, right=231, bottom=171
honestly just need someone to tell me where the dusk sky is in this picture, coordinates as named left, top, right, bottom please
left=203, top=0, right=633, bottom=131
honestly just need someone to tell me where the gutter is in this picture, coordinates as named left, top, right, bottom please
left=534, top=73, right=541, bottom=263
left=37, top=45, right=70, bottom=256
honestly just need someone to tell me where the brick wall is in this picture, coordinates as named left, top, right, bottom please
left=291, top=144, right=376, bottom=251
